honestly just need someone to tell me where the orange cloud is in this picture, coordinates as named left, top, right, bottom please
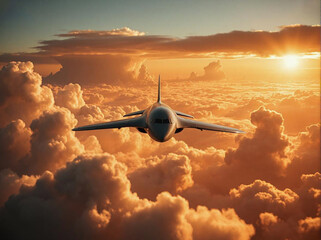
left=193, top=107, right=289, bottom=194
left=189, top=61, right=225, bottom=81
left=30, top=25, right=319, bottom=58
left=286, top=124, right=320, bottom=186
left=0, top=169, right=37, bottom=206
left=0, top=62, right=54, bottom=127
left=23, top=107, right=84, bottom=175
left=0, top=61, right=319, bottom=239
left=54, top=83, right=86, bottom=112
left=130, top=153, right=193, bottom=200
left=0, top=120, right=31, bottom=171
left=186, top=207, right=255, bottom=240
left=0, top=154, right=254, bottom=240
left=259, top=212, right=279, bottom=227
left=44, top=55, right=153, bottom=86
left=58, top=27, right=145, bottom=37
left=0, top=25, right=319, bottom=70
left=298, top=216, right=321, bottom=233
left=229, top=180, right=299, bottom=222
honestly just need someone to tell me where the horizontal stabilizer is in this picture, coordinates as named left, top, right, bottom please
left=175, top=110, right=194, bottom=119
left=123, top=110, right=145, bottom=117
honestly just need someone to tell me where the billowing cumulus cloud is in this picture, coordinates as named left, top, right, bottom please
left=296, top=172, right=321, bottom=218
left=0, top=119, right=31, bottom=171
left=44, top=55, right=153, bottom=86
left=21, top=107, right=84, bottom=175
left=0, top=61, right=54, bottom=127
left=186, top=207, right=255, bottom=240
left=229, top=180, right=299, bottom=223
left=286, top=124, right=320, bottom=186
left=189, top=61, right=225, bottom=81
left=130, top=153, right=193, bottom=200
left=0, top=155, right=137, bottom=240
left=54, top=83, right=85, bottom=112
left=257, top=212, right=293, bottom=240
left=0, top=62, right=86, bottom=176
left=193, top=107, right=290, bottom=195
left=0, top=169, right=37, bottom=206
left=0, top=155, right=254, bottom=240
left=122, top=192, right=193, bottom=240
left=298, top=216, right=320, bottom=239
left=136, top=64, right=154, bottom=84
left=259, top=212, right=279, bottom=227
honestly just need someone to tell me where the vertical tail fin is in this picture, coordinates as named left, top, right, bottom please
left=157, top=75, right=161, bottom=103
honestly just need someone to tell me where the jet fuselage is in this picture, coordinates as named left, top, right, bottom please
left=145, top=102, right=177, bottom=142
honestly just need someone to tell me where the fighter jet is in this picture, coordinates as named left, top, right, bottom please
left=72, top=76, right=244, bottom=142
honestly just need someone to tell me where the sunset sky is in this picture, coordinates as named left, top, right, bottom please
left=0, top=1, right=320, bottom=240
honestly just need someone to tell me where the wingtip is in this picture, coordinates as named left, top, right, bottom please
left=237, top=130, right=246, bottom=134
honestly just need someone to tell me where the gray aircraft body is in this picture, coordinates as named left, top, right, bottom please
left=72, top=77, right=244, bottom=142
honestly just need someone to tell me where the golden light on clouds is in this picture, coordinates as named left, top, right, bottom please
left=0, top=23, right=320, bottom=240
left=0, top=58, right=320, bottom=240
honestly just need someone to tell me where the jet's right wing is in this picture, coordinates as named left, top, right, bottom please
left=177, top=116, right=244, bottom=133
left=72, top=116, right=146, bottom=131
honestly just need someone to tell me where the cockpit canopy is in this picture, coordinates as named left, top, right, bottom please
left=153, top=118, right=172, bottom=124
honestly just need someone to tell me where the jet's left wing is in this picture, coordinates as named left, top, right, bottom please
left=177, top=116, right=244, bottom=133
left=175, top=110, right=194, bottom=118
left=72, top=116, right=146, bottom=131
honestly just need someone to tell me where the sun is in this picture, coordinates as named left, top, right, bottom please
left=283, top=55, right=299, bottom=69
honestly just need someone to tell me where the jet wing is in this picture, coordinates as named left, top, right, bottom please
left=175, top=110, right=194, bottom=118
left=177, top=116, right=244, bottom=133
left=72, top=116, right=146, bottom=131
left=123, top=110, right=145, bottom=117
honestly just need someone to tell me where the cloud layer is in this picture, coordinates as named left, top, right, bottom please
left=0, top=61, right=319, bottom=239
left=34, top=25, right=321, bottom=58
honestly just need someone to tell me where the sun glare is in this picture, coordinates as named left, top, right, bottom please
left=283, top=55, right=299, bottom=69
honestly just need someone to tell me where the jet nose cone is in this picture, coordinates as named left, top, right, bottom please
left=152, top=128, right=167, bottom=142
left=148, top=124, right=173, bottom=142
left=157, top=133, right=167, bottom=142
